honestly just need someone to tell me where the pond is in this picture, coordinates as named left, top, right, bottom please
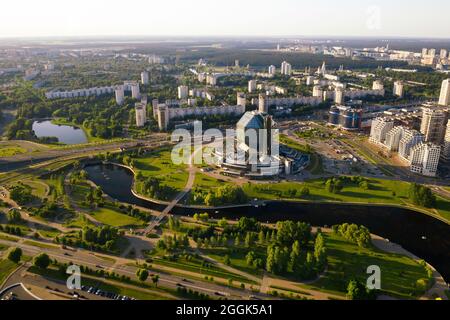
left=84, top=163, right=450, bottom=283
left=32, top=120, right=88, bottom=145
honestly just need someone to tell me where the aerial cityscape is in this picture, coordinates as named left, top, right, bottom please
left=0, top=0, right=449, bottom=307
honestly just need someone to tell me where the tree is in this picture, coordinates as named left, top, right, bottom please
left=224, top=255, right=231, bottom=266
left=7, top=209, right=22, bottom=223
left=246, top=251, right=255, bottom=266
left=33, top=253, right=50, bottom=269
left=408, top=183, right=436, bottom=208
left=7, top=247, right=22, bottom=263
left=314, top=233, right=327, bottom=271
left=136, top=269, right=149, bottom=282
left=346, top=279, right=377, bottom=300
left=151, top=274, right=160, bottom=287
left=218, top=217, right=228, bottom=228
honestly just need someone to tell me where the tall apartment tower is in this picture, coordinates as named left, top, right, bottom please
left=393, top=81, right=404, bottom=98
left=131, top=83, right=141, bottom=100
left=281, top=61, right=292, bottom=76
left=440, top=49, right=448, bottom=59
left=237, top=92, right=247, bottom=107
left=385, top=126, right=405, bottom=152
left=152, top=99, right=159, bottom=119
left=135, top=103, right=147, bottom=127
left=409, top=143, right=441, bottom=177
left=420, top=107, right=448, bottom=144
left=399, top=129, right=424, bottom=161
left=157, top=104, right=169, bottom=131
left=115, top=85, right=125, bottom=105
left=334, top=86, right=344, bottom=105
left=438, top=79, right=450, bottom=106
left=141, top=71, right=149, bottom=85
left=258, top=93, right=269, bottom=114
left=248, top=80, right=257, bottom=93
left=178, top=85, right=189, bottom=99
left=369, top=118, right=395, bottom=145
left=268, top=65, right=276, bottom=75
left=313, top=85, right=323, bottom=98
left=442, top=121, right=450, bottom=162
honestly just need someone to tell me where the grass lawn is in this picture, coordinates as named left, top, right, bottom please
left=243, top=178, right=411, bottom=205
left=90, top=207, right=145, bottom=228
left=435, top=196, right=450, bottom=222
left=64, top=213, right=95, bottom=229
left=133, top=147, right=189, bottom=194
left=203, top=247, right=265, bottom=278
left=0, top=233, right=20, bottom=242
left=23, top=240, right=59, bottom=249
left=193, top=173, right=232, bottom=190
left=0, top=146, right=27, bottom=158
left=22, top=180, right=49, bottom=198
left=311, top=233, right=430, bottom=299
left=0, top=258, right=19, bottom=285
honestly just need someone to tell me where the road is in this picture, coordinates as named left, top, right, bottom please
left=0, top=236, right=269, bottom=300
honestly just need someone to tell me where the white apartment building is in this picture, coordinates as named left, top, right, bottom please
left=384, top=126, right=405, bottom=152
left=135, top=103, right=147, bottom=127
left=237, top=92, right=247, bottom=107
left=438, top=79, right=450, bottom=106
left=313, top=86, right=323, bottom=98
left=152, top=99, right=159, bottom=119
left=281, top=61, right=292, bottom=76
left=252, top=96, right=322, bottom=108
left=131, top=82, right=141, bottom=100
left=178, top=85, right=189, bottom=99
left=268, top=65, right=276, bottom=75
left=115, top=86, right=125, bottom=105
left=420, top=107, right=448, bottom=144
left=248, top=80, right=257, bottom=93
left=259, top=93, right=268, bottom=113
left=443, top=121, right=450, bottom=161
left=369, top=118, right=395, bottom=145
left=334, top=86, right=344, bottom=105
left=393, top=81, right=404, bottom=97
left=399, top=129, right=424, bottom=161
left=372, top=80, right=384, bottom=91
left=409, top=143, right=441, bottom=177
left=306, top=76, right=315, bottom=86
left=440, top=49, right=448, bottom=59
left=141, top=71, right=149, bottom=85
left=157, top=104, right=169, bottom=131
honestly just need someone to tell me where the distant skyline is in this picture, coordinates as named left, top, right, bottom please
left=1, top=0, right=450, bottom=39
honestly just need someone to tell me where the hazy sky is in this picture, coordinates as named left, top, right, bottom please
left=1, top=0, right=449, bottom=38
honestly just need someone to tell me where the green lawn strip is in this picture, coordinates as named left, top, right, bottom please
left=151, top=257, right=255, bottom=284
left=0, top=146, right=27, bottom=158
left=89, top=206, right=145, bottom=228
left=64, top=213, right=95, bottom=229
left=312, top=233, right=430, bottom=299
left=269, top=285, right=312, bottom=296
left=0, top=258, right=19, bottom=285
left=202, top=247, right=265, bottom=278
left=435, top=196, right=450, bottom=222
left=27, top=266, right=173, bottom=300
left=243, top=178, right=410, bottom=205
left=23, top=240, right=59, bottom=249
left=133, top=147, right=189, bottom=193
left=0, top=233, right=20, bottom=242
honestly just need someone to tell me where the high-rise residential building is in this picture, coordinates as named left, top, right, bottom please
left=313, top=85, right=323, bottom=98
left=178, top=85, right=189, bottom=99
left=115, top=85, right=124, bottom=105
left=428, top=48, right=436, bottom=57
left=420, top=107, right=448, bottom=144
left=157, top=104, right=169, bottom=131
left=131, top=83, right=141, bottom=100
left=385, top=126, right=405, bottom=152
left=141, top=71, right=149, bottom=85
left=268, top=65, right=276, bottom=75
left=409, top=143, right=441, bottom=177
left=373, top=80, right=384, bottom=91
left=152, top=98, right=159, bottom=119
left=248, top=80, right=257, bottom=93
left=281, top=61, right=292, bottom=76
left=399, top=129, right=424, bottom=161
left=306, top=76, right=315, bottom=86
left=440, top=49, right=448, bottom=59
left=334, top=86, right=344, bottom=105
left=443, top=121, right=450, bottom=161
left=370, top=118, right=395, bottom=145
left=237, top=92, right=247, bottom=107
left=393, top=81, right=404, bottom=97
left=258, top=93, right=268, bottom=113
left=422, top=48, right=428, bottom=57
left=135, top=103, right=147, bottom=127
left=438, top=79, right=450, bottom=106
left=328, top=105, right=363, bottom=131
left=235, top=60, right=240, bottom=68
